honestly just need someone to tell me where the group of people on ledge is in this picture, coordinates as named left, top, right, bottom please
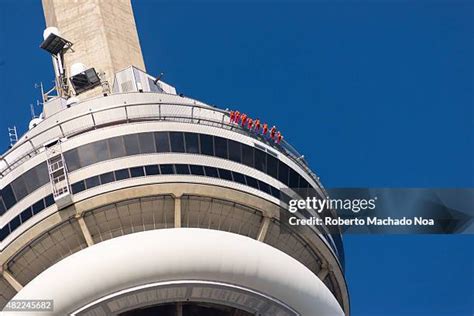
left=229, top=111, right=283, bottom=144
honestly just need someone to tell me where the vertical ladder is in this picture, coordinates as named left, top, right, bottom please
left=45, top=140, right=73, bottom=209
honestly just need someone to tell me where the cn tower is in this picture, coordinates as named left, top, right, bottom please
left=0, top=1, right=349, bottom=315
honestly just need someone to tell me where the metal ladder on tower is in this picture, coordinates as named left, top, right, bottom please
left=45, top=138, right=73, bottom=209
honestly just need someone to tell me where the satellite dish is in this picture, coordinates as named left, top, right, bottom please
left=70, top=63, right=87, bottom=77
left=29, top=118, right=43, bottom=130
left=43, top=27, right=61, bottom=40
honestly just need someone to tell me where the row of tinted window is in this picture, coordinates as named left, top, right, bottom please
left=63, top=132, right=311, bottom=188
left=0, top=194, right=54, bottom=242
left=0, top=132, right=311, bottom=217
left=71, top=163, right=281, bottom=200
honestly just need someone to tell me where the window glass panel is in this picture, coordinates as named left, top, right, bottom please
left=245, top=176, right=259, bottom=189
left=270, top=186, right=280, bottom=198
left=0, top=197, right=6, bottom=215
left=160, top=164, right=175, bottom=174
left=204, top=166, right=218, bottom=178
left=20, top=207, right=33, bottom=223
left=155, top=132, right=170, bottom=153
left=11, top=176, right=28, bottom=201
left=1, top=185, right=16, bottom=209
left=170, top=132, right=185, bottom=153
left=130, top=166, right=145, bottom=177
left=0, top=226, right=9, bottom=241
left=138, top=133, right=156, bottom=153
left=184, top=133, right=199, bottom=153
left=232, top=172, right=246, bottom=185
left=228, top=140, right=242, bottom=163
left=9, top=216, right=21, bottom=232
left=78, top=143, right=99, bottom=166
left=100, top=172, right=115, bottom=184
left=93, top=140, right=109, bottom=162
left=258, top=181, right=271, bottom=194
left=289, top=169, right=299, bottom=188
left=242, top=144, right=254, bottom=167
left=199, top=134, right=214, bottom=155
left=71, top=181, right=86, bottom=194
left=36, top=162, right=50, bottom=186
left=266, top=154, right=278, bottom=179
left=218, top=168, right=232, bottom=181
left=85, top=176, right=100, bottom=189
left=254, top=148, right=266, bottom=172
left=108, top=136, right=126, bottom=159
left=23, top=167, right=40, bottom=193
left=175, top=164, right=190, bottom=175
left=64, top=149, right=81, bottom=171
left=278, top=162, right=289, bottom=186
left=124, top=134, right=140, bottom=155
left=214, top=136, right=228, bottom=159
left=32, top=199, right=45, bottom=215
left=190, top=165, right=205, bottom=176
left=44, top=194, right=54, bottom=207
left=145, top=165, right=160, bottom=175
left=115, top=169, right=130, bottom=180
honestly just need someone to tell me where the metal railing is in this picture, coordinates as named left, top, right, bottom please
left=0, top=100, right=325, bottom=192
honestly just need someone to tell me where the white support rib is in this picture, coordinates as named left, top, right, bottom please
left=257, top=216, right=271, bottom=241
left=77, top=216, right=94, bottom=247
left=2, top=269, right=23, bottom=292
left=174, top=196, right=182, bottom=228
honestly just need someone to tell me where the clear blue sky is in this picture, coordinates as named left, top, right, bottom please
left=0, top=1, right=473, bottom=315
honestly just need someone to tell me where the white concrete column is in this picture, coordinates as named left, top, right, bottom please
left=174, top=196, right=182, bottom=228
left=77, top=215, right=94, bottom=247
left=2, top=269, right=23, bottom=292
left=257, top=216, right=271, bottom=241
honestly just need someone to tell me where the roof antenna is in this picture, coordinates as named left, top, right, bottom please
left=153, top=72, right=164, bottom=85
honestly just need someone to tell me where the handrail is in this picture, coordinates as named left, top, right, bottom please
left=0, top=100, right=326, bottom=193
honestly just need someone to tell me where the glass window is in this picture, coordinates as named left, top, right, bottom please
left=11, top=176, right=28, bottom=201
left=108, top=136, right=126, bottom=159
left=85, top=176, right=100, bottom=189
left=266, top=154, right=278, bottom=179
left=278, top=161, right=289, bottom=186
left=20, top=207, right=33, bottom=223
left=232, top=172, right=246, bottom=185
left=0, top=226, right=9, bottom=241
left=204, top=166, right=218, bottom=178
left=175, top=164, right=190, bottom=175
left=190, top=165, right=205, bottom=176
left=254, top=149, right=266, bottom=172
left=138, top=133, right=155, bottom=153
left=100, top=172, right=115, bottom=184
left=115, top=169, right=130, bottom=180
left=64, top=149, right=81, bottom=172
left=145, top=165, right=160, bottom=175
left=199, top=134, right=214, bottom=156
left=78, top=143, right=99, bottom=166
left=245, top=176, right=259, bottom=189
left=1, top=185, right=16, bottom=209
left=36, top=162, right=50, bottom=186
left=155, top=132, right=170, bottom=153
left=184, top=133, right=199, bottom=153
left=270, top=186, right=280, bottom=198
left=258, top=181, right=271, bottom=194
left=130, top=166, right=145, bottom=177
left=124, top=134, right=140, bottom=155
left=218, top=168, right=233, bottom=181
left=160, top=164, right=175, bottom=175
left=242, top=144, right=254, bottom=167
left=0, top=197, right=6, bottom=216
left=23, top=167, right=40, bottom=193
left=71, top=181, right=86, bottom=194
left=214, top=136, right=228, bottom=159
left=289, top=169, right=300, bottom=188
left=93, top=140, right=109, bottom=162
left=170, top=132, right=185, bottom=153
left=32, top=199, right=45, bottom=215
left=44, top=194, right=54, bottom=207
left=228, top=140, right=242, bottom=163
left=9, top=216, right=21, bottom=232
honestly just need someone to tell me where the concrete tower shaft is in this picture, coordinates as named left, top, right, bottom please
left=42, top=0, right=146, bottom=95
